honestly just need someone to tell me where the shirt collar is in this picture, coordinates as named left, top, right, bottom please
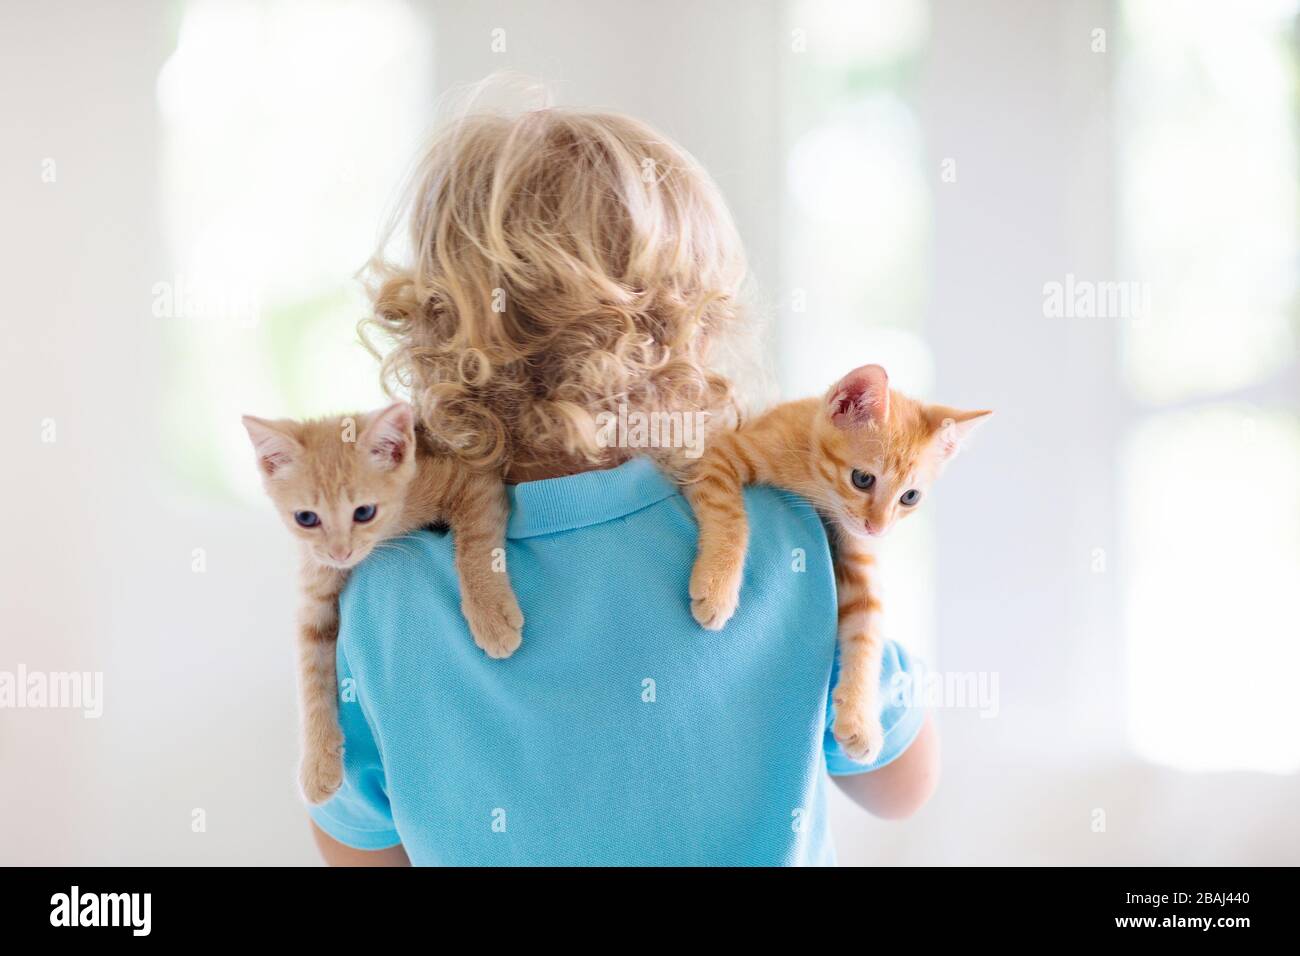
left=505, top=456, right=678, bottom=539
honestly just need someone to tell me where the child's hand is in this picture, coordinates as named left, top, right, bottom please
left=832, top=715, right=939, bottom=819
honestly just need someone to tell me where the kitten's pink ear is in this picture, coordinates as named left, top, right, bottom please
left=242, top=415, right=301, bottom=479
left=928, top=406, right=992, bottom=460
left=827, top=364, right=890, bottom=429
left=360, top=402, right=415, bottom=471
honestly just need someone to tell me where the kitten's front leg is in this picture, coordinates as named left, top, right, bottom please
left=830, top=534, right=887, bottom=762
left=683, top=444, right=751, bottom=630
left=298, top=562, right=347, bottom=804
left=450, top=474, right=523, bottom=659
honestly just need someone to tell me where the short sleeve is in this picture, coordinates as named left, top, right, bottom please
left=824, top=640, right=928, bottom=776
left=307, top=638, right=402, bottom=850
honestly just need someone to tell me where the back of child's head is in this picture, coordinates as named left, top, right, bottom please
left=364, top=93, right=749, bottom=475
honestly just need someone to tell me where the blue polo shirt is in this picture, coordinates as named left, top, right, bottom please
left=310, top=456, right=925, bottom=865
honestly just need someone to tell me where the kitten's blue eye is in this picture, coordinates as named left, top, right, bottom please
left=900, top=489, right=921, bottom=506
left=294, top=511, right=320, bottom=528
left=851, top=469, right=875, bottom=491
left=353, top=504, right=377, bottom=523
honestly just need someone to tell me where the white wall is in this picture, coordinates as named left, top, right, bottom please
left=1, top=0, right=177, bottom=863
left=1, top=0, right=1295, bottom=866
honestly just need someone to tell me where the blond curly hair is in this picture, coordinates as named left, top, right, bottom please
left=361, top=104, right=749, bottom=476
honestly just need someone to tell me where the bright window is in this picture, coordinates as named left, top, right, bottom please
left=1119, top=0, right=1300, bottom=773
left=155, top=0, right=431, bottom=501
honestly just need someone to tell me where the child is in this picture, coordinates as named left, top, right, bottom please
left=310, top=105, right=937, bottom=866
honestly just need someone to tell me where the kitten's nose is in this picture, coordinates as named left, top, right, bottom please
left=330, top=548, right=353, bottom=563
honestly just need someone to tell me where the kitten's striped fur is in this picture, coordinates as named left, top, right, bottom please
left=244, top=403, right=521, bottom=803
left=685, top=365, right=988, bottom=761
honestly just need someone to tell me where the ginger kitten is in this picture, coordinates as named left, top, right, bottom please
left=685, top=364, right=989, bottom=761
left=243, top=402, right=522, bottom=803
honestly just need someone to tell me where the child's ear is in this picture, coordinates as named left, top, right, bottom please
left=926, top=406, right=992, bottom=460
left=827, top=364, right=890, bottom=429
left=360, top=402, right=415, bottom=471
left=242, top=415, right=302, bottom=479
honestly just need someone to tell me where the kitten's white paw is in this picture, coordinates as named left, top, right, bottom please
left=301, top=730, right=344, bottom=805
left=833, top=703, right=885, bottom=764
left=689, top=553, right=744, bottom=631
left=690, top=594, right=739, bottom=631
left=464, top=594, right=524, bottom=660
